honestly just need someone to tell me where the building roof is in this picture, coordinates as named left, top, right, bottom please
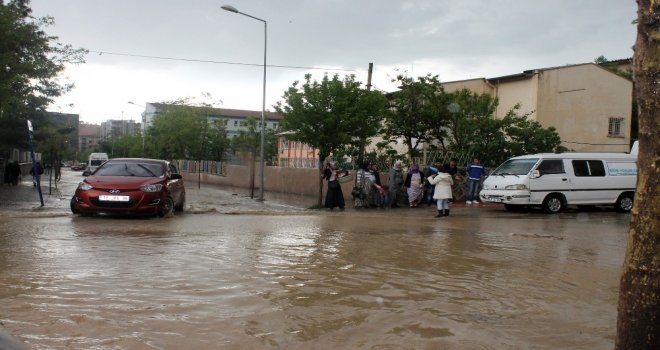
left=440, top=59, right=634, bottom=86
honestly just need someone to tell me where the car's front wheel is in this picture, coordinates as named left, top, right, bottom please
left=174, top=194, right=185, bottom=212
left=158, top=196, right=174, bottom=217
left=70, top=198, right=79, bottom=214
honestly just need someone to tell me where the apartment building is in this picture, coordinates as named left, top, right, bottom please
left=78, top=123, right=102, bottom=153
left=143, top=103, right=282, bottom=138
left=441, top=63, right=633, bottom=152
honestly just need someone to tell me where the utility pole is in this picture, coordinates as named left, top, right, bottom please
left=357, top=63, right=373, bottom=167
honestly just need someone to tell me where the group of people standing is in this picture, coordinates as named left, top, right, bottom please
left=3, top=161, right=21, bottom=186
left=322, top=157, right=487, bottom=217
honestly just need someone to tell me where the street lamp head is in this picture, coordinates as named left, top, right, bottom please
left=221, top=5, right=239, bottom=13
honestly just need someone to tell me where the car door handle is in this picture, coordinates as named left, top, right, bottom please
left=562, top=178, right=568, bottom=181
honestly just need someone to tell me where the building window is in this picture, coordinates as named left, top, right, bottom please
left=608, top=117, right=624, bottom=137
left=234, top=120, right=238, bottom=126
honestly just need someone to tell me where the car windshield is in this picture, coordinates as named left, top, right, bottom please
left=491, top=158, right=539, bottom=176
left=90, top=159, right=105, bottom=166
left=95, top=162, right=164, bottom=177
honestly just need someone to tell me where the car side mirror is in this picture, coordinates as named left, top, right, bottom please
left=530, top=170, right=541, bottom=179
left=170, top=173, right=182, bottom=180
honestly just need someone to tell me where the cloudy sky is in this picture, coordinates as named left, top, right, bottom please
left=29, top=0, right=637, bottom=125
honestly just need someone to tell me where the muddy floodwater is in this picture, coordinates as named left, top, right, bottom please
left=0, top=187, right=629, bottom=349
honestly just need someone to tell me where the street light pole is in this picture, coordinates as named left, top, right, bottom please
left=221, top=4, right=267, bottom=202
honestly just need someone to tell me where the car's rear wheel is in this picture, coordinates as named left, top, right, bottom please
left=542, top=194, right=565, bottom=214
left=158, top=196, right=174, bottom=217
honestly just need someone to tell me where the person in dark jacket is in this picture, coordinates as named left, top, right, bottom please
left=30, top=161, right=44, bottom=187
left=466, top=157, right=486, bottom=204
left=322, top=161, right=347, bottom=210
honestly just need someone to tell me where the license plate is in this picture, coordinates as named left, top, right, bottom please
left=487, top=198, right=503, bottom=202
left=98, top=195, right=130, bottom=202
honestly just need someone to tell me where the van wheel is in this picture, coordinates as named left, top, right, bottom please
left=542, top=194, right=564, bottom=214
left=615, top=193, right=634, bottom=212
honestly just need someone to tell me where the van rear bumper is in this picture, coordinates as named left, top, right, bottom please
left=480, top=190, right=531, bottom=204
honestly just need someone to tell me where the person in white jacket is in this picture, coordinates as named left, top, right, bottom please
left=428, top=166, right=454, bottom=217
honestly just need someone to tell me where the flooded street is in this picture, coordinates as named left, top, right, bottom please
left=0, top=171, right=629, bottom=349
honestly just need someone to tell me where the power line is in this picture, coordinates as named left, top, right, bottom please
left=89, top=50, right=356, bottom=72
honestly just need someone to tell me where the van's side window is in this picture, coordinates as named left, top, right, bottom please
left=572, top=160, right=606, bottom=177
left=537, top=160, right=565, bottom=175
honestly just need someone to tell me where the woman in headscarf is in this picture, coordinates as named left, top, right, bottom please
left=354, top=160, right=376, bottom=208
left=388, top=160, right=405, bottom=208
left=322, top=160, right=346, bottom=210
left=404, top=163, right=425, bottom=207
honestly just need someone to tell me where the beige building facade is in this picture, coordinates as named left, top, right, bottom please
left=442, top=63, right=633, bottom=152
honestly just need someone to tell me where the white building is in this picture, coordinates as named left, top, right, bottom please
left=142, top=103, right=282, bottom=138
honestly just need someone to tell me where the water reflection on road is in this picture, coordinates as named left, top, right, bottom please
left=0, top=208, right=627, bottom=349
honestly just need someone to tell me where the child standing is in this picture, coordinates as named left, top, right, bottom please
left=428, top=166, right=454, bottom=217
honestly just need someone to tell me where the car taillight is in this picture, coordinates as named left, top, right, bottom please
left=78, top=182, right=93, bottom=190
left=140, top=184, right=163, bottom=192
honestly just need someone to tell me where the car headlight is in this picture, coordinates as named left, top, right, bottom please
left=505, top=184, right=528, bottom=190
left=140, top=184, right=163, bottom=192
left=78, top=182, right=93, bottom=190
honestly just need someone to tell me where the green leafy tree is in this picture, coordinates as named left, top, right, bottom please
left=0, top=0, right=86, bottom=156
left=383, top=74, right=448, bottom=159
left=148, top=104, right=207, bottom=160
left=443, top=88, right=498, bottom=153
left=443, top=89, right=564, bottom=167
left=275, top=73, right=389, bottom=205
left=205, top=119, right=231, bottom=162
left=231, top=116, right=277, bottom=197
left=111, top=133, right=144, bottom=158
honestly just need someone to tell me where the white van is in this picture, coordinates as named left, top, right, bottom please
left=84, top=152, right=109, bottom=175
left=479, top=151, right=637, bottom=213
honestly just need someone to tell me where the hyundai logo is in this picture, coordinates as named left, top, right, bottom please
left=109, top=189, right=121, bottom=194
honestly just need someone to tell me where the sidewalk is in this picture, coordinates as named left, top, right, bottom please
left=0, top=177, right=70, bottom=212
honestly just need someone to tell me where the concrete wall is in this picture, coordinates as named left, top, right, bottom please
left=494, top=75, right=539, bottom=120
left=181, top=163, right=390, bottom=198
left=536, top=64, right=633, bottom=152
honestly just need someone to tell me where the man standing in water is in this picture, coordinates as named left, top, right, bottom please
left=465, top=157, right=485, bottom=205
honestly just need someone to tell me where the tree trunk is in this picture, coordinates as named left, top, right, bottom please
left=249, top=152, right=255, bottom=199
left=318, top=165, right=324, bottom=207
left=615, top=1, right=660, bottom=348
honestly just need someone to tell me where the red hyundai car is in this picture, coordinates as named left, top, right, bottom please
left=70, top=158, right=185, bottom=217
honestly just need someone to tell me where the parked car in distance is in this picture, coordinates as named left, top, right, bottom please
left=71, top=158, right=185, bottom=217
left=70, top=163, right=86, bottom=171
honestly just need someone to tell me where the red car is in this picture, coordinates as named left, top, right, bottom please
left=70, top=158, right=185, bottom=217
